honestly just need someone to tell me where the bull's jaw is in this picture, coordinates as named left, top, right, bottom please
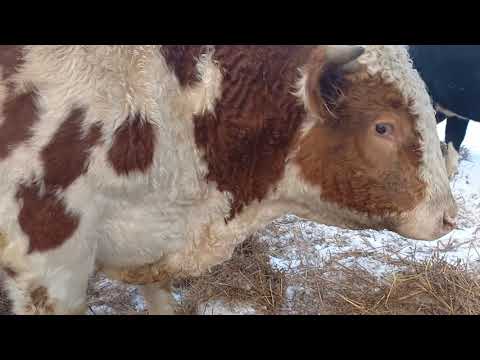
left=272, top=162, right=459, bottom=242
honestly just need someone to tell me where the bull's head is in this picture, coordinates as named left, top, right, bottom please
left=290, top=45, right=457, bottom=240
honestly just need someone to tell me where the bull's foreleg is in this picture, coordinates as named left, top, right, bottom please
left=141, top=280, right=176, bottom=315
left=0, top=232, right=97, bottom=315
left=2, top=268, right=93, bottom=315
left=99, top=262, right=177, bottom=315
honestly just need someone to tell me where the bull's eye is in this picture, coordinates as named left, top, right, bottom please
left=375, top=123, right=394, bottom=136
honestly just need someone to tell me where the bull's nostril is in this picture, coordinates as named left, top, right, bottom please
left=443, top=215, right=457, bottom=231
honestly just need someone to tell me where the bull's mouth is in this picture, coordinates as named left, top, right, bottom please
left=394, top=216, right=456, bottom=241
left=295, top=200, right=456, bottom=242
left=341, top=215, right=455, bottom=242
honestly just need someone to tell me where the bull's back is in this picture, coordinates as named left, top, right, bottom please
left=409, top=45, right=480, bottom=120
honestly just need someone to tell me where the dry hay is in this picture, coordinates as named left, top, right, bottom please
left=1, top=231, right=479, bottom=316
left=2, top=243, right=480, bottom=315
left=0, top=274, right=12, bottom=315
left=172, top=216, right=480, bottom=315
left=174, top=236, right=286, bottom=315
left=86, top=273, right=147, bottom=315
left=280, top=251, right=480, bottom=315
left=459, top=146, right=472, bottom=162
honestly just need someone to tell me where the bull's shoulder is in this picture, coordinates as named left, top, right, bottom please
left=191, top=45, right=313, bottom=218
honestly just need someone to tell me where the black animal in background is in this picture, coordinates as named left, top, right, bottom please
left=408, top=45, right=480, bottom=151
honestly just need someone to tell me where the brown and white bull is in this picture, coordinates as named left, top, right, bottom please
left=0, top=45, right=457, bottom=315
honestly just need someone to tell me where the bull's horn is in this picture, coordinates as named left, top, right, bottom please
left=325, top=45, right=365, bottom=66
left=341, top=60, right=363, bottom=73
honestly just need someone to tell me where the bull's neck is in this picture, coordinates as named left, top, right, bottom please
left=227, top=163, right=374, bottom=236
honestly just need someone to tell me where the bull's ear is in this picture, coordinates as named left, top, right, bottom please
left=305, top=45, right=365, bottom=122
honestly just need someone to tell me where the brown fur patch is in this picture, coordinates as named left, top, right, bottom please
left=15, top=107, right=102, bottom=254
left=107, top=113, right=156, bottom=176
left=42, top=108, right=103, bottom=189
left=0, top=90, right=39, bottom=160
left=3, top=267, right=17, bottom=278
left=159, top=45, right=208, bottom=87
left=26, top=286, right=55, bottom=314
left=0, top=231, right=7, bottom=249
left=0, top=45, right=24, bottom=80
left=16, top=182, right=80, bottom=254
left=193, top=46, right=313, bottom=218
left=295, top=75, right=426, bottom=217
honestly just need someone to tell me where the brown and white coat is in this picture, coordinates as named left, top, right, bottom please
left=0, top=45, right=456, bottom=314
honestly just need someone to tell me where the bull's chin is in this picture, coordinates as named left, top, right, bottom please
left=393, top=223, right=450, bottom=241
left=319, top=213, right=450, bottom=241
left=286, top=202, right=450, bottom=242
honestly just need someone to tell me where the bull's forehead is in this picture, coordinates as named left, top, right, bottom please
left=359, top=45, right=449, bottom=193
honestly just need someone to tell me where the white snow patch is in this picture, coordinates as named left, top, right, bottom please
left=196, top=300, right=258, bottom=315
